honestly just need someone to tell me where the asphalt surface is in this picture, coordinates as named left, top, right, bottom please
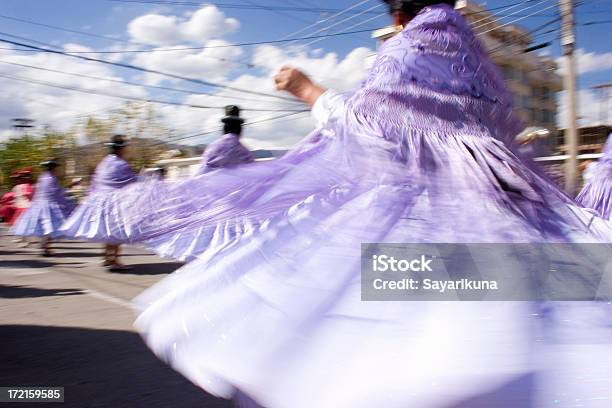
left=0, top=226, right=232, bottom=408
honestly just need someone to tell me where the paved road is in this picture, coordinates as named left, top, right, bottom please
left=0, top=227, right=232, bottom=407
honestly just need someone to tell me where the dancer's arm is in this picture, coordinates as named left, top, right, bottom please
left=274, top=66, right=326, bottom=107
left=275, top=66, right=348, bottom=126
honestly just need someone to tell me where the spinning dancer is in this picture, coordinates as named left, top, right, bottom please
left=196, top=105, right=254, bottom=175
left=9, top=168, right=35, bottom=247
left=577, top=133, right=612, bottom=220
left=133, top=2, right=612, bottom=407
left=62, top=135, right=137, bottom=270
left=12, top=160, right=76, bottom=256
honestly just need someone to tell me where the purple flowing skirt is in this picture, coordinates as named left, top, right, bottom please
left=62, top=131, right=345, bottom=260
left=60, top=177, right=166, bottom=244
left=576, top=162, right=612, bottom=220
left=12, top=199, right=75, bottom=238
left=130, top=5, right=612, bottom=405
left=133, top=121, right=612, bottom=407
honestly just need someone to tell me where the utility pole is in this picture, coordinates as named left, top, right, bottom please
left=559, top=0, right=579, bottom=194
left=11, top=118, right=35, bottom=135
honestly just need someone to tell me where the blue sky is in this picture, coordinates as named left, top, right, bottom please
left=0, top=0, right=610, bottom=147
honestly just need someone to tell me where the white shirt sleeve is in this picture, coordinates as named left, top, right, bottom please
left=311, top=89, right=348, bottom=127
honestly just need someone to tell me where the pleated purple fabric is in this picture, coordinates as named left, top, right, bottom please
left=60, top=154, right=137, bottom=243
left=132, top=5, right=612, bottom=408
left=196, top=133, right=255, bottom=176
left=576, top=134, right=612, bottom=220
left=12, top=171, right=76, bottom=238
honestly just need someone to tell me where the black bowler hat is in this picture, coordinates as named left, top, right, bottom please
left=40, top=159, right=60, bottom=169
left=221, top=105, right=244, bottom=124
left=104, top=134, right=130, bottom=149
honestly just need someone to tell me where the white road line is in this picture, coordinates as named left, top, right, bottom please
left=85, top=289, right=133, bottom=309
left=0, top=269, right=49, bottom=276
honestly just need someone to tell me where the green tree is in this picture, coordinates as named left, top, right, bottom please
left=79, top=102, right=171, bottom=172
left=0, top=128, right=75, bottom=190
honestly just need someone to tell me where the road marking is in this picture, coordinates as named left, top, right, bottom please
left=0, top=269, right=49, bottom=276
left=85, top=289, right=133, bottom=309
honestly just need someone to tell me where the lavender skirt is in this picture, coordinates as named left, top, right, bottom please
left=12, top=199, right=75, bottom=238
left=577, top=162, right=612, bottom=220
left=132, top=122, right=612, bottom=407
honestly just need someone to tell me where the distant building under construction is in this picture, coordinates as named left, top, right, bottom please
left=552, top=125, right=612, bottom=154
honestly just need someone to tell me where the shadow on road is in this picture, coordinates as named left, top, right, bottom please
left=0, top=325, right=232, bottom=408
left=49, top=252, right=103, bottom=258
left=113, top=262, right=183, bottom=276
left=0, top=285, right=85, bottom=299
left=0, top=259, right=54, bottom=269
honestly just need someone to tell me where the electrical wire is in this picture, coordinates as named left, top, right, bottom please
left=0, top=59, right=305, bottom=105
left=155, top=110, right=309, bottom=145
left=0, top=71, right=309, bottom=112
left=0, top=27, right=379, bottom=54
left=104, top=0, right=382, bottom=15
left=476, top=2, right=561, bottom=36
left=0, top=32, right=299, bottom=102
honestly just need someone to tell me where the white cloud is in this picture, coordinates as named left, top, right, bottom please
left=152, top=44, right=374, bottom=149
left=0, top=1, right=374, bottom=151
left=0, top=40, right=373, bottom=149
left=557, top=88, right=608, bottom=128
left=0, top=45, right=148, bottom=142
left=131, top=39, right=242, bottom=85
left=252, top=45, right=372, bottom=93
left=128, top=5, right=239, bottom=46
left=557, top=48, right=612, bottom=75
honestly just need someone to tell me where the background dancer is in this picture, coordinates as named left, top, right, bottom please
left=9, top=168, right=35, bottom=247
left=12, top=160, right=76, bottom=256
left=0, top=173, right=16, bottom=224
left=576, top=133, right=612, bottom=220
left=62, top=134, right=137, bottom=270
left=134, top=2, right=612, bottom=407
left=196, top=105, right=254, bottom=175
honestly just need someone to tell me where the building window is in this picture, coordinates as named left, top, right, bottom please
left=544, top=110, right=555, bottom=123
left=529, top=108, right=537, bottom=123
left=522, top=95, right=530, bottom=109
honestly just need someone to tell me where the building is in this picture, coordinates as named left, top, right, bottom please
left=530, top=126, right=611, bottom=188
left=371, top=0, right=562, bottom=134
left=550, top=125, right=612, bottom=155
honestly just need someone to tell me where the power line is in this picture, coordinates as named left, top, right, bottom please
left=273, top=0, right=374, bottom=42
left=0, top=59, right=304, bottom=106
left=472, top=0, right=549, bottom=33
left=0, top=71, right=309, bottom=112
left=239, top=0, right=309, bottom=23
left=161, top=110, right=309, bottom=145
left=9, top=93, right=122, bottom=121
left=283, top=2, right=384, bottom=50
left=464, top=0, right=543, bottom=16
left=104, top=0, right=382, bottom=15
left=487, top=17, right=562, bottom=55
left=0, top=32, right=298, bottom=102
left=581, top=19, right=612, bottom=25
left=469, top=0, right=543, bottom=29
left=298, top=12, right=386, bottom=49
left=0, top=27, right=379, bottom=54
left=476, top=2, right=561, bottom=36
left=0, top=13, right=139, bottom=45
left=242, top=1, right=384, bottom=68
left=233, top=0, right=377, bottom=68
